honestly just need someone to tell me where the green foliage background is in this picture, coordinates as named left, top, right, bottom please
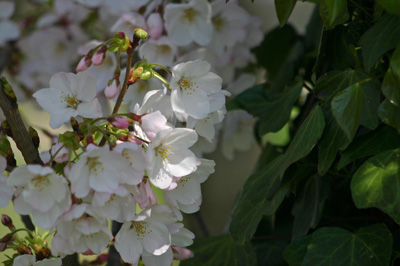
left=182, top=0, right=400, bottom=265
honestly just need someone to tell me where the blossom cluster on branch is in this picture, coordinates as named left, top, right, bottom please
left=0, top=0, right=264, bottom=265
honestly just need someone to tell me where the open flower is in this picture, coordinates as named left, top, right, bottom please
left=170, top=60, right=223, bottom=119
left=33, top=72, right=102, bottom=129
left=164, top=0, right=213, bottom=46
left=146, top=128, right=198, bottom=189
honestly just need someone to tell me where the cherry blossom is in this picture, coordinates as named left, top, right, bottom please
left=33, top=72, right=102, bottom=129
left=13, top=254, right=62, bottom=266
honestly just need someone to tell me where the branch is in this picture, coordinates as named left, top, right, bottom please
left=0, top=82, right=43, bottom=165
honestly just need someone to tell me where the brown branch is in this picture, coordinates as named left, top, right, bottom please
left=0, top=82, right=43, bottom=165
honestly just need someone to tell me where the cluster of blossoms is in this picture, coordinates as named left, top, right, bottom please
left=0, top=0, right=265, bottom=264
left=1, top=27, right=224, bottom=265
left=2, top=0, right=264, bottom=160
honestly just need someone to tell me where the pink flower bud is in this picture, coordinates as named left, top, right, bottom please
left=147, top=13, right=163, bottom=40
left=91, top=45, right=107, bottom=66
left=108, top=116, right=129, bottom=129
left=172, top=247, right=194, bottom=260
left=1, top=215, right=14, bottom=231
left=104, top=79, right=120, bottom=99
left=76, top=55, right=91, bottom=72
left=136, top=179, right=157, bottom=209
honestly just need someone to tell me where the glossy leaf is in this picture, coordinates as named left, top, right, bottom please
left=180, top=235, right=256, bottom=266
left=318, top=114, right=351, bottom=175
left=376, top=0, right=400, bottom=15
left=283, top=235, right=311, bottom=266
left=227, top=81, right=302, bottom=136
left=275, top=0, right=297, bottom=26
left=291, top=175, right=330, bottom=240
left=319, top=0, right=349, bottom=29
left=359, top=13, right=400, bottom=71
left=351, top=149, right=400, bottom=225
left=382, top=45, right=400, bottom=106
left=337, top=125, right=400, bottom=170
left=379, top=99, right=400, bottom=129
left=331, top=79, right=380, bottom=141
left=230, top=106, right=325, bottom=244
left=302, top=224, right=393, bottom=266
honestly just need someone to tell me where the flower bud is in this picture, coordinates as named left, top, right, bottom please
left=0, top=233, right=12, bottom=243
left=136, top=179, right=157, bottom=209
left=76, top=55, right=91, bottom=72
left=92, top=45, right=107, bottom=66
left=135, top=28, right=148, bottom=40
left=128, top=113, right=144, bottom=123
left=130, top=67, right=143, bottom=79
left=1, top=77, right=16, bottom=103
left=107, top=116, right=129, bottom=129
left=140, top=70, right=153, bottom=80
left=1, top=215, right=15, bottom=231
left=104, top=79, right=120, bottom=99
left=172, top=247, right=194, bottom=260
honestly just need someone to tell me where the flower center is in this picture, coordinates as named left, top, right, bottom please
left=179, top=78, right=198, bottom=95
left=156, top=45, right=171, bottom=54
left=156, top=145, right=176, bottom=163
left=31, top=174, right=50, bottom=191
left=212, top=16, right=225, bottom=32
left=181, top=8, right=198, bottom=23
left=132, top=222, right=152, bottom=240
left=87, top=157, right=104, bottom=176
left=178, top=176, right=191, bottom=187
left=60, top=91, right=80, bottom=109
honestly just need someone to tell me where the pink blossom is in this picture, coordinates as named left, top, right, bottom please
left=76, top=55, right=91, bottom=72
left=108, top=116, right=129, bottom=129
left=91, top=45, right=107, bottom=66
left=172, top=246, right=194, bottom=260
left=104, top=79, right=120, bottom=99
left=136, top=179, right=158, bottom=209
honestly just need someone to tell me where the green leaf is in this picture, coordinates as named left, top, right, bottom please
left=302, top=224, right=393, bottom=266
left=351, top=149, right=400, bottom=225
left=275, top=0, right=297, bottom=26
left=382, top=45, right=400, bottom=106
left=318, top=114, right=351, bottom=175
left=337, top=125, right=400, bottom=170
left=315, top=68, right=369, bottom=104
left=283, top=235, right=311, bottom=266
left=319, top=0, right=349, bottom=29
left=292, top=175, right=330, bottom=239
left=180, top=235, right=256, bottom=266
left=359, top=13, right=400, bottom=72
left=376, top=0, right=400, bottom=15
left=379, top=99, right=400, bottom=129
left=324, top=26, right=356, bottom=69
left=227, top=81, right=302, bottom=136
left=230, top=106, right=325, bottom=244
left=331, top=79, right=380, bottom=141
left=254, top=238, right=288, bottom=266
left=253, top=25, right=303, bottom=90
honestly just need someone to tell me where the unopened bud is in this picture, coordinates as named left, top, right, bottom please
left=76, top=56, right=91, bottom=72
left=172, top=247, right=194, bottom=260
left=135, top=28, right=148, bottom=40
left=92, top=45, right=107, bottom=66
left=130, top=67, right=143, bottom=79
left=107, top=116, right=129, bottom=129
left=1, top=77, right=16, bottom=103
left=140, top=70, right=153, bottom=80
left=29, top=127, right=40, bottom=148
left=1, top=215, right=15, bottom=231
left=105, top=79, right=120, bottom=99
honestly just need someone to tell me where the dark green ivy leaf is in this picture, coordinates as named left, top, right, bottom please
left=230, top=106, right=325, bottom=244
left=283, top=235, right=312, bottom=266
left=382, top=45, right=400, bottom=106
left=331, top=78, right=380, bottom=141
left=379, top=99, right=400, bottom=130
left=275, top=0, right=297, bottom=26
left=351, top=149, right=400, bottom=225
left=337, top=124, right=400, bottom=170
left=376, top=0, right=400, bottom=15
left=301, top=224, right=393, bottom=266
left=359, top=13, right=400, bottom=72
left=319, top=0, right=349, bottom=29
left=291, top=175, right=330, bottom=240
left=227, top=81, right=302, bottom=136
left=180, top=235, right=256, bottom=266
